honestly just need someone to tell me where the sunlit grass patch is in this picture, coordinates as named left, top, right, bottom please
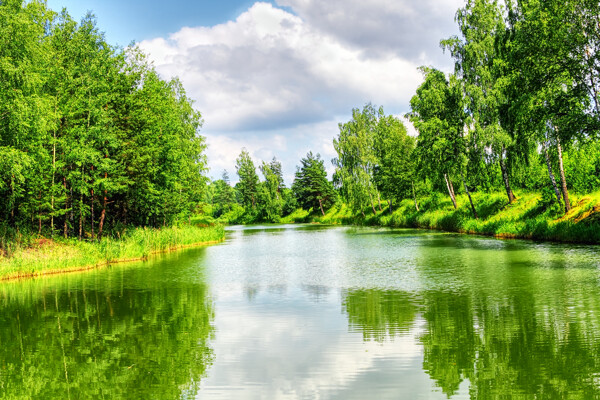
left=0, top=225, right=225, bottom=280
left=279, top=208, right=312, bottom=223
left=314, top=191, right=600, bottom=244
left=316, top=203, right=353, bottom=224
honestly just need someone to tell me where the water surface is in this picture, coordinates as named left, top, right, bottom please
left=2, top=225, right=600, bottom=399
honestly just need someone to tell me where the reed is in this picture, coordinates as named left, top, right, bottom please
left=0, top=225, right=225, bottom=280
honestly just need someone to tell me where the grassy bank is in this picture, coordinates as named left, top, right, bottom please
left=300, top=191, right=600, bottom=244
left=0, top=224, right=225, bottom=280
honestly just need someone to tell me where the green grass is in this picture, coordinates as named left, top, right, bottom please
left=314, top=203, right=354, bottom=224
left=314, top=191, right=600, bottom=244
left=0, top=224, right=225, bottom=280
left=215, top=204, right=246, bottom=224
left=278, top=208, right=312, bottom=223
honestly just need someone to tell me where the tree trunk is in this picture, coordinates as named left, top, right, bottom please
left=584, top=45, right=600, bottom=115
left=79, top=166, right=83, bottom=241
left=98, top=171, right=108, bottom=240
left=377, top=192, right=382, bottom=211
left=444, top=174, right=457, bottom=209
left=69, top=186, right=74, bottom=235
left=389, top=199, right=393, bottom=214
left=544, top=141, right=563, bottom=205
left=63, top=177, right=68, bottom=239
left=556, top=136, right=571, bottom=212
left=98, top=201, right=106, bottom=240
left=449, top=176, right=456, bottom=200
left=51, top=128, right=56, bottom=237
left=499, top=148, right=515, bottom=204
left=91, top=166, right=95, bottom=241
left=369, top=192, right=377, bottom=215
left=460, top=170, right=477, bottom=219
left=9, top=176, right=15, bottom=225
left=412, top=181, right=419, bottom=212
left=38, top=190, right=42, bottom=235
left=318, top=198, right=325, bottom=216
left=79, top=195, right=83, bottom=241
left=91, top=190, right=94, bottom=240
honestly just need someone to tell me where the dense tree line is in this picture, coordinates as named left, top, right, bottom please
left=7, top=0, right=599, bottom=232
left=0, top=1, right=207, bottom=238
left=204, top=149, right=336, bottom=223
left=333, top=105, right=417, bottom=216
left=333, top=0, right=600, bottom=217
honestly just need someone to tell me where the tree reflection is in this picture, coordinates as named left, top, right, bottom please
left=419, top=283, right=600, bottom=399
left=341, top=289, right=417, bottom=342
left=340, top=276, right=600, bottom=398
left=420, top=291, right=477, bottom=397
left=0, top=282, right=214, bottom=399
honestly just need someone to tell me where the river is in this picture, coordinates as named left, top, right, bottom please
left=2, top=225, right=600, bottom=399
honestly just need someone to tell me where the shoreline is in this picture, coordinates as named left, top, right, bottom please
left=0, top=226, right=225, bottom=282
left=308, top=192, right=600, bottom=245
left=304, top=220, right=597, bottom=245
left=5, top=189, right=600, bottom=284
left=0, top=238, right=225, bottom=282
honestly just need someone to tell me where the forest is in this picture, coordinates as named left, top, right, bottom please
left=203, top=0, right=600, bottom=232
left=2, top=0, right=600, bottom=241
left=0, top=0, right=207, bottom=241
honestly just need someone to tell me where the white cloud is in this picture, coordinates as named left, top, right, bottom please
left=199, top=289, right=432, bottom=399
left=276, top=0, right=463, bottom=63
left=139, top=2, right=435, bottom=132
left=139, top=0, right=462, bottom=181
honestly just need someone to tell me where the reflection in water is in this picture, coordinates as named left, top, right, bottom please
left=302, top=285, right=332, bottom=303
left=0, top=259, right=214, bottom=399
left=340, top=286, right=600, bottom=399
left=419, top=286, right=600, bottom=399
left=3, top=225, right=600, bottom=399
left=342, top=289, right=417, bottom=342
left=420, top=292, right=477, bottom=398
left=333, top=230, right=600, bottom=398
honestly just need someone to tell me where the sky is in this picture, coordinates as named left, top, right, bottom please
left=45, top=0, right=463, bottom=184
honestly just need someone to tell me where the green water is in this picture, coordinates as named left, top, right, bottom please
left=2, top=225, right=600, bottom=399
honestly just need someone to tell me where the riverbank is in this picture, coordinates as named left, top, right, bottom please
left=301, top=191, right=600, bottom=244
left=0, top=225, right=225, bottom=281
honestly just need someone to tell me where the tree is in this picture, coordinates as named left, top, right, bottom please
left=333, top=104, right=381, bottom=216
left=0, top=2, right=209, bottom=235
left=409, top=68, right=478, bottom=218
left=0, top=0, right=53, bottom=226
left=507, top=0, right=592, bottom=213
left=258, top=158, right=285, bottom=222
left=372, top=113, right=416, bottom=212
left=292, top=152, right=336, bottom=216
left=442, top=0, right=517, bottom=204
left=211, top=170, right=236, bottom=217
left=235, top=149, right=259, bottom=210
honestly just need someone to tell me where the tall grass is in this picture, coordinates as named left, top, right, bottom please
left=0, top=225, right=225, bottom=280
left=315, top=191, right=600, bottom=244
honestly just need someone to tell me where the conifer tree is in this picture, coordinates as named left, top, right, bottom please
left=293, top=152, right=336, bottom=216
left=235, top=149, right=259, bottom=210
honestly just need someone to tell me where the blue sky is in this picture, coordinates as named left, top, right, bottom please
left=46, top=0, right=269, bottom=45
left=45, top=0, right=463, bottom=184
